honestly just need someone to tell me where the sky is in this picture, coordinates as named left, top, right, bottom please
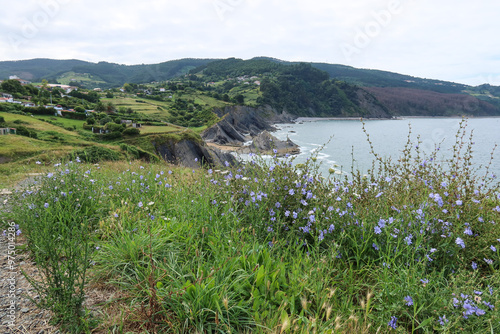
left=2, top=0, right=500, bottom=86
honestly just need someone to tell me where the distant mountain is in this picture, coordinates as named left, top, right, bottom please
left=0, top=58, right=216, bottom=88
left=0, top=59, right=90, bottom=81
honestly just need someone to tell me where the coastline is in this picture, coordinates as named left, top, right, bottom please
left=293, top=115, right=500, bottom=122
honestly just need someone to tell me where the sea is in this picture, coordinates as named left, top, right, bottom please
left=239, top=117, right=500, bottom=180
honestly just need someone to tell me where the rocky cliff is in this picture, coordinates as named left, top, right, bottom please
left=238, top=131, right=300, bottom=156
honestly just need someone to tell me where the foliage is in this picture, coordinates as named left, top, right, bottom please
left=10, top=164, right=100, bottom=332
left=259, top=63, right=364, bottom=116
left=75, top=146, right=122, bottom=163
left=15, top=125, right=38, bottom=138
left=122, top=127, right=141, bottom=136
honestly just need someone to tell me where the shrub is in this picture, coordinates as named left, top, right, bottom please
left=15, top=125, right=38, bottom=139
left=12, top=165, right=100, bottom=331
left=122, top=127, right=140, bottom=136
left=76, top=146, right=121, bottom=163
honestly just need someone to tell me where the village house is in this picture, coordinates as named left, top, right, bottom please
left=91, top=127, right=110, bottom=134
left=121, top=120, right=132, bottom=124
left=132, top=123, right=142, bottom=128
left=0, top=128, right=17, bottom=135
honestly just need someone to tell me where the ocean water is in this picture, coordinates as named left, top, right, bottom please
left=265, top=117, right=500, bottom=178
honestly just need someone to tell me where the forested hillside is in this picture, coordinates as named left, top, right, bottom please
left=1, top=57, right=499, bottom=117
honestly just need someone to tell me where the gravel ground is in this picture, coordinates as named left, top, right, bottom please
left=0, top=175, right=60, bottom=333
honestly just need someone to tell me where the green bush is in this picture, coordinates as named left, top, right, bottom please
left=122, top=127, right=140, bottom=136
left=76, top=146, right=121, bottom=163
left=15, top=125, right=38, bottom=139
left=119, top=143, right=140, bottom=159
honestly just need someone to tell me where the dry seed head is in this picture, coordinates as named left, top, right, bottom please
left=301, top=297, right=308, bottom=310
left=281, top=317, right=290, bottom=333
left=326, top=305, right=332, bottom=321
left=360, top=298, right=365, bottom=309
left=334, top=316, right=342, bottom=330
left=223, top=297, right=229, bottom=310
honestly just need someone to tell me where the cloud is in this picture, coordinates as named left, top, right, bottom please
left=0, top=0, right=499, bottom=85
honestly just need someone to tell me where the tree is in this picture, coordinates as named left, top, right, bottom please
left=234, top=94, right=245, bottom=104
left=1, top=79, right=26, bottom=95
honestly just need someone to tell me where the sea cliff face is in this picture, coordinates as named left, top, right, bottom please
left=152, top=137, right=237, bottom=168
left=202, top=105, right=300, bottom=154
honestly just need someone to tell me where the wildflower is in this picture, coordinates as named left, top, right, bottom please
left=374, top=226, right=382, bottom=234
left=420, top=278, right=429, bottom=286
left=388, top=316, right=397, bottom=329
left=16, top=229, right=21, bottom=236
left=267, top=226, right=273, bottom=232
left=484, top=258, right=493, bottom=265
left=138, top=201, right=143, bottom=208
left=483, top=301, right=494, bottom=310
left=464, top=227, right=473, bottom=236
left=36, top=161, right=41, bottom=165
left=328, top=224, right=335, bottom=233
left=472, top=262, right=478, bottom=270
left=372, top=243, right=379, bottom=251
left=292, top=211, right=298, bottom=219
left=404, top=296, right=413, bottom=306
left=438, top=315, right=448, bottom=325
left=288, top=189, right=295, bottom=195
left=489, top=286, right=494, bottom=295
left=44, top=203, right=49, bottom=208
left=300, top=199, right=308, bottom=206
left=275, top=202, right=281, bottom=208
left=456, top=200, right=463, bottom=206
left=455, top=237, right=465, bottom=249
left=375, top=192, right=383, bottom=198
left=491, top=245, right=497, bottom=252
left=475, top=308, right=486, bottom=316
left=404, top=234, right=413, bottom=246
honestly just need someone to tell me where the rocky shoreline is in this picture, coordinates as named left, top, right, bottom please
left=201, top=105, right=300, bottom=157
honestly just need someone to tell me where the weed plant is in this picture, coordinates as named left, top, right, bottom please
left=8, top=121, right=499, bottom=333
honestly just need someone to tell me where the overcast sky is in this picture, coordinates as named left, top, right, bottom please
left=2, top=0, right=500, bottom=86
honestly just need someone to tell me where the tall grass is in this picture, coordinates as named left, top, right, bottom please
left=7, top=121, right=499, bottom=333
